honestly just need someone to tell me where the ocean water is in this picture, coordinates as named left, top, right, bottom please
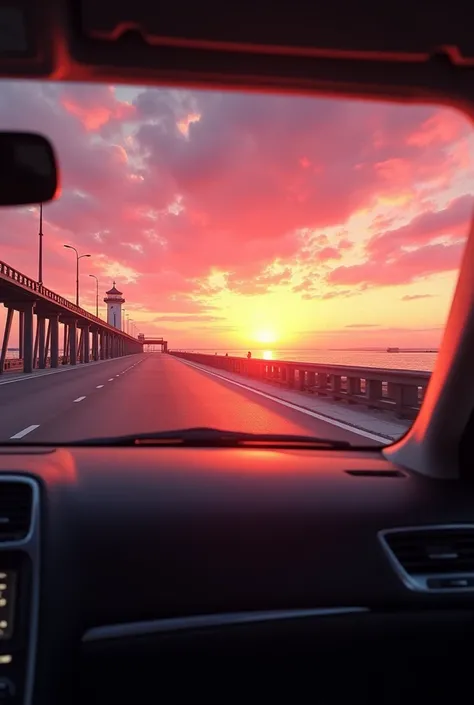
left=7, top=347, right=438, bottom=373
left=186, top=349, right=437, bottom=373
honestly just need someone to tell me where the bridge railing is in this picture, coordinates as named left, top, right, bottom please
left=169, top=351, right=431, bottom=419
left=0, top=260, right=137, bottom=341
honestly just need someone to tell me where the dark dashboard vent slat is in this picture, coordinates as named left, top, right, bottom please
left=384, top=528, right=474, bottom=575
left=345, top=469, right=406, bottom=478
left=0, top=481, right=33, bottom=541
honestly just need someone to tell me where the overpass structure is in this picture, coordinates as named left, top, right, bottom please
left=137, top=334, right=168, bottom=352
left=0, top=259, right=143, bottom=374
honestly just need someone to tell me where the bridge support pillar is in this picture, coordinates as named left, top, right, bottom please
left=62, top=323, right=68, bottom=364
left=44, top=320, right=51, bottom=367
left=92, top=329, right=99, bottom=361
left=33, top=321, right=39, bottom=370
left=82, top=325, right=90, bottom=363
left=18, top=311, right=24, bottom=359
left=23, top=303, right=34, bottom=374
left=77, top=329, right=84, bottom=363
left=99, top=331, right=105, bottom=360
left=50, top=315, right=59, bottom=368
left=37, top=317, right=46, bottom=369
left=69, top=320, right=77, bottom=365
left=0, top=307, right=14, bottom=374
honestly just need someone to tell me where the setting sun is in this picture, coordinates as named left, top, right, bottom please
left=254, top=330, right=278, bottom=344
left=0, top=82, right=469, bottom=356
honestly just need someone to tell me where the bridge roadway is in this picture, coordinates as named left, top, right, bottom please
left=0, top=353, right=382, bottom=445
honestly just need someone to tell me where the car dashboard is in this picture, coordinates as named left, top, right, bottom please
left=1, top=447, right=474, bottom=704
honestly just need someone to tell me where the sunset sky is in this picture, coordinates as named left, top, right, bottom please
left=0, top=80, right=473, bottom=349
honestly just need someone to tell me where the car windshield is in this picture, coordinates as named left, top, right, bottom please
left=0, top=80, right=471, bottom=445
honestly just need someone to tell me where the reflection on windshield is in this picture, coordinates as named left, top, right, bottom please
left=0, top=81, right=471, bottom=446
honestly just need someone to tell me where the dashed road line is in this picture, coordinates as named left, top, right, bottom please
left=0, top=356, right=138, bottom=387
left=10, top=424, right=40, bottom=439
left=108, top=378, right=114, bottom=382
left=74, top=396, right=86, bottom=403
left=96, top=385, right=104, bottom=389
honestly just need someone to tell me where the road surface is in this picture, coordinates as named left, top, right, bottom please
left=0, top=353, right=382, bottom=445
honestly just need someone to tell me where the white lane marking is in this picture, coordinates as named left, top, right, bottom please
left=10, top=424, right=40, bottom=439
left=108, top=378, right=114, bottom=382
left=0, top=355, right=141, bottom=387
left=74, top=396, right=86, bottom=403
left=96, top=385, right=104, bottom=389
left=176, top=359, right=390, bottom=444
left=116, top=374, right=120, bottom=377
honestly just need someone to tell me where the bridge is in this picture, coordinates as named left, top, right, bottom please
left=0, top=259, right=418, bottom=447
left=137, top=334, right=168, bottom=352
left=0, top=259, right=142, bottom=374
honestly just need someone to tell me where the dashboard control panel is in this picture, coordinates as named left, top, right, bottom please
left=0, top=477, right=40, bottom=705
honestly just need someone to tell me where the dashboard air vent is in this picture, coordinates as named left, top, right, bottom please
left=379, top=526, right=474, bottom=592
left=0, top=481, right=33, bottom=541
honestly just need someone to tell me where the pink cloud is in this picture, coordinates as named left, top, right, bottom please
left=226, top=267, right=293, bottom=295
left=317, top=246, right=342, bottom=261
left=153, top=314, right=225, bottom=323
left=329, top=241, right=465, bottom=287
left=320, top=289, right=354, bottom=300
left=368, top=194, right=472, bottom=260
left=401, top=294, right=435, bottom=301
left=339, top=238, right=353, bottom=250
left=0, top=79, right=472, bottom=344
left=61, top=85, right=136, bottom=132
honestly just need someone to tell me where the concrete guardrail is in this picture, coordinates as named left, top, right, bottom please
left=3, top=355, right=79, bottom=372
left=169, top=351, right=431, bottom=419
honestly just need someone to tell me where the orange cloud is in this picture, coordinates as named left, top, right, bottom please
left=0, top=79, right=472, bottom=348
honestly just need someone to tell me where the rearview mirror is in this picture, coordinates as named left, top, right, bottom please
left=0, top=132, right=59, bottom=206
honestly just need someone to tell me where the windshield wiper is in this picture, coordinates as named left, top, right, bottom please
left=73, top=426, right=352, bottom=448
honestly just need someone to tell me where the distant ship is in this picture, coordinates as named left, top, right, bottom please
left=387, top=347, right=400, bottom=353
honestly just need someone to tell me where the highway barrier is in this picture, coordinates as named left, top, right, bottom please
left=169, top=351, right=430, bottom=419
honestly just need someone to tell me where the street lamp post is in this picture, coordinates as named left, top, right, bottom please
left=64, top=245, right=91, bottom=307
left=38, top=203, right=43, bottom=286
left=89, top=274, right=99, bottom=317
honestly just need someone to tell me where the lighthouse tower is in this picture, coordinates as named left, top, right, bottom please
left=104, top=282, right=125, bottom=330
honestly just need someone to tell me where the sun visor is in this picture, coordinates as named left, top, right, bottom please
left=1, top=0, right=474, bottom=105
left=79, top=0, right=474, bottom=63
